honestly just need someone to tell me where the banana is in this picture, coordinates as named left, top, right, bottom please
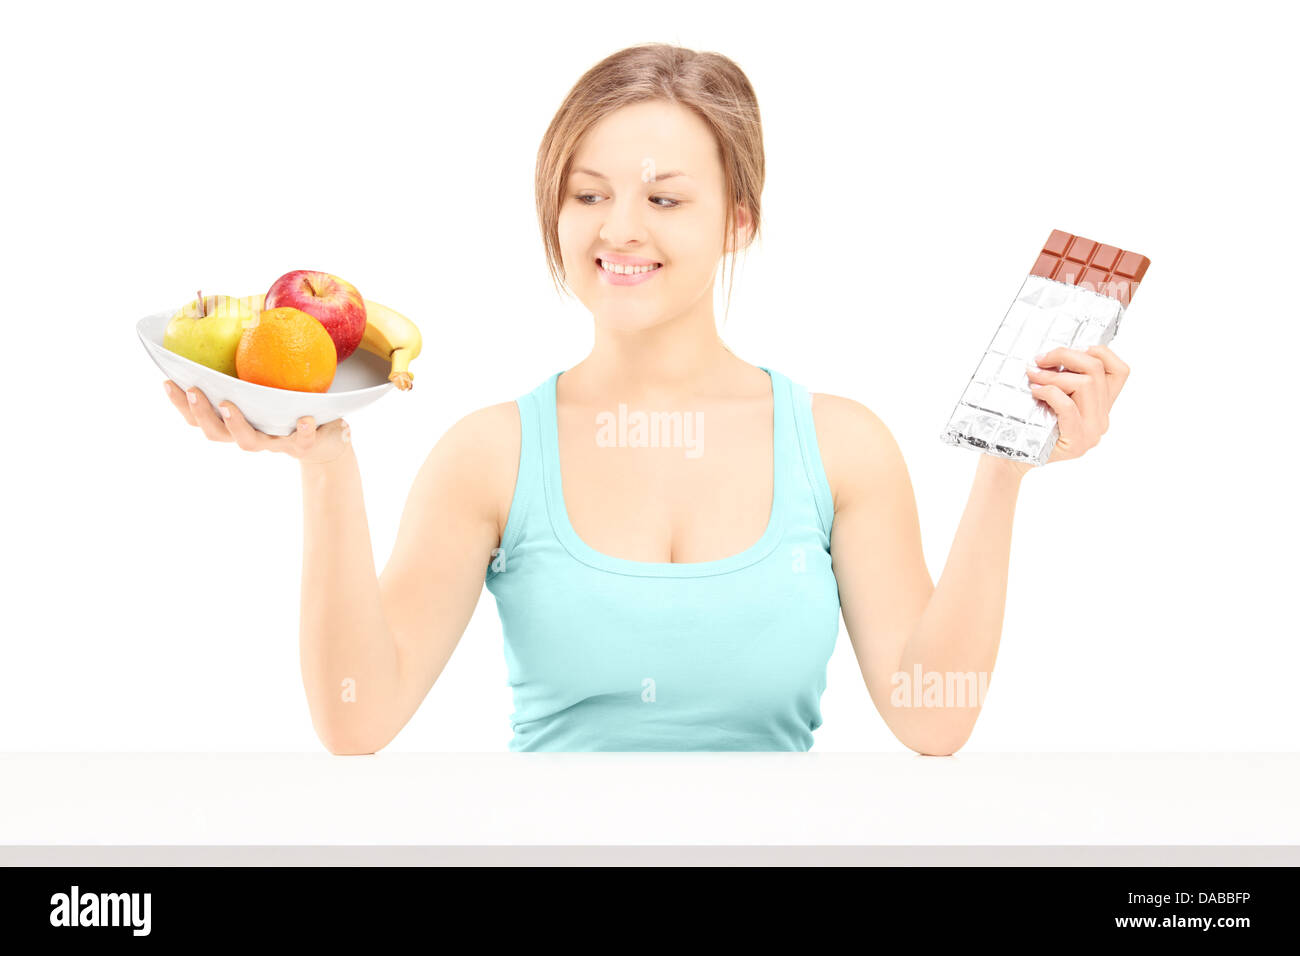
left=357, top=299, right=422, bottom=391
left=244, top=293, right=421, bottom=390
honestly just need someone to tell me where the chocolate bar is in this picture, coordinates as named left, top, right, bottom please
left=940, top=229, right=1150, bottom=466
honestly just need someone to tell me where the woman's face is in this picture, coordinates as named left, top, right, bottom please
left=558, top=99, right=747, bottom=331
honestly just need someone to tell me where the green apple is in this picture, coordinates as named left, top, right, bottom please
left=163, top=293, right=261, bottom=377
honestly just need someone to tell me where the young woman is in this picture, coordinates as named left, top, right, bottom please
left=162, top=44, right=1130, bottom=754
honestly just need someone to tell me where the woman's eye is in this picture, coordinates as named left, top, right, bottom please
left=573, top=193, right=679, bottom=208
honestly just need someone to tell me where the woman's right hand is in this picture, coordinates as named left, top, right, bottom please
left=163, top=380, right=352, bottom=465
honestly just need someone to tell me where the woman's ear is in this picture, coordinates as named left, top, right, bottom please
left=725, top=203, right=755, bottom=255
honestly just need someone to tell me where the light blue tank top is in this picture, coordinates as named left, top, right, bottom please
left=484, top=366, right=841, bottom=751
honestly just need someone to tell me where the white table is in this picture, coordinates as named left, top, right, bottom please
left=3, top=752, right=1296, bottom=865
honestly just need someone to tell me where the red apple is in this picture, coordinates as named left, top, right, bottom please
left=264, top=270, right=367, bottom=361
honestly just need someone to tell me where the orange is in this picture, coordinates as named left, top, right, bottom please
left=235, top=307, right=337, bottom=392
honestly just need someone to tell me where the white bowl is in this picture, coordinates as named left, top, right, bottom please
left=137, top=303, right=396, bottom=436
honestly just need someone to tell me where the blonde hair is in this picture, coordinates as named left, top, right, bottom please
left=535, top=43, right=765, bottom=342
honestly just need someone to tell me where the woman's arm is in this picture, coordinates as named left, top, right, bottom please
left=895, top=454, right=1025, bottom=754
left=299, top=402, right=518, bottom=754
left=816, top=394, right=1025, bottom=756
left=817, top=345, right=1126, bottom=755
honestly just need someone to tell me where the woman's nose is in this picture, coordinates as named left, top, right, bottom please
left=598, top=198, right=649, bottom=244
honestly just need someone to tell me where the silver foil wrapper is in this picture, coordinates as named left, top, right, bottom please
left=940, top=274, right=1126, bottom=466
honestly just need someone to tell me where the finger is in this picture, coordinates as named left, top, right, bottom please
left=1030, top=383, right=1086, bottom=458
left=1025, top=366, right=1091, bottom=396
left=1030, top=348, right=1108, bottom=425
left=1085, top=344, right=1130, bottom=377
left=1085, top=344, right=1132, bottom=403
left=291, top=416, right=320, bottom=457
left=1035, top=347, right=1106, bottom=378
left=1029, top=368, right=1107, bottom=435
left=218, top=402, right=283, bottom=453
left=163, top=380, right=198, bottom=426
left=186, top=387, right=234, bottom=442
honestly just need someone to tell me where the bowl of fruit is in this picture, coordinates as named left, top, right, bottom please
left=137, top=270, right=422, bottom=436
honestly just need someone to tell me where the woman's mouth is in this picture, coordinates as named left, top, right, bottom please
left=597, top=257, right=663, bottom=286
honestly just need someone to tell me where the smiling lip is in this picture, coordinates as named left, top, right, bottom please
left=596, top=256, right=663, bottom=287
left=597, top=252, right=661, bottom=267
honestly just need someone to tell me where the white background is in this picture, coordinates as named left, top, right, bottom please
left=2, top=0, right=1296, bottom=753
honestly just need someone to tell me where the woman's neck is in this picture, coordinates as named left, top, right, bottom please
left=567, top=302, right=754, bottom=404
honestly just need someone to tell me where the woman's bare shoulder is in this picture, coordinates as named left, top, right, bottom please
left=431, top=400, right=522, bottom=541
left=808, top=391, right=910, bottom=515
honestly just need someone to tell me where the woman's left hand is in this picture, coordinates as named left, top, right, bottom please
left=1024, top=344, right=1131, bottom=466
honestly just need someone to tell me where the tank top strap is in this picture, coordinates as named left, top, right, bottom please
left=776, top=371, right=835, bottom=540
left=494, top=373, right=553, bottom=567
left=759, top=365, right=796, bottom=517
